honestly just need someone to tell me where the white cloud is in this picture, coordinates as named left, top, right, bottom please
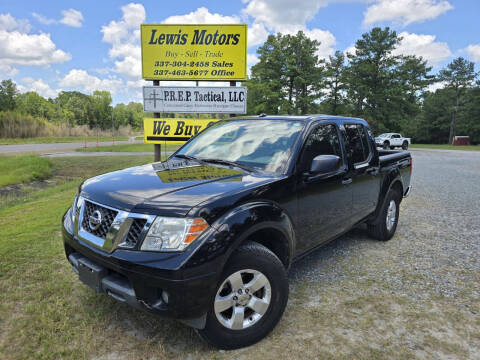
left=0, top=63, right=18, bottom=77
left=114, top=55, right=141, bottom=79
left=60, top=9, right=84, bottom=28
left=18, top=77, right=59, bottom=98
left=343, top=44, right=357, bottom=57
left=466, top=44, right=480, bottom=63
left=0, top=30, right=71, bottom=66
left=247, top=53, right=260, bottom=66
left=426, top=81, right=447, bottom=93
left=248, top=22, right=269, bottom=47
left=242, top=1, right=335, bottom=57
left=0, top=14, right=71, bottom=75
left=304, top=28, right=336, bottom=60
left=363, top=0, right=453, bottom=26
left=164, top=7, right=267, bottom=48
left=247, top=53, right=260, bottom=76
left=163, top=7, right=239, bottom=24
left=32, top=13, right=56, bottom=25
left=0, top=13, right=30, bottom=32
left=101, top=3, right=145, bottom=79
left=60, top=69, right=123, bottom=94
left=394, top=32, right=451, bottom=64
left=243, top=0, right=328, bottom=33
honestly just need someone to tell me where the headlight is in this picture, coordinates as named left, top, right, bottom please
left=63, top=207, right=74, bottom=233
left=141, top=217, right=209, bottom=252
left=71, top=195, right=78, bottom=222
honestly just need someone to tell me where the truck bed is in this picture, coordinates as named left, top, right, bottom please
left=378, top=149, right=412, bottom=196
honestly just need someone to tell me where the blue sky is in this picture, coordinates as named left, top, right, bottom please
left=1, top=0, right=479, bottom=104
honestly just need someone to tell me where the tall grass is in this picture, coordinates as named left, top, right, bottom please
left=0, top=111, right=58, bottom=138
left=0, top=111, right=135, bottom=139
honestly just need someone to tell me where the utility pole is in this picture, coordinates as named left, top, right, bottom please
left=111, top=108, right=115, bottom=145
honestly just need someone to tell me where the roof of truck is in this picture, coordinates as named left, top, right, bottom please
left=239, top=114, right=368, bottom=124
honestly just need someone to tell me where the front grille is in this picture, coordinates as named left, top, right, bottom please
left=123, top=218, right=147, bottom=248
left=81, top=201, right=118, bottom=239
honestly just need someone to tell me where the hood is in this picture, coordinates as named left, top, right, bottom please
left=80, top=159, right=281, bottom=217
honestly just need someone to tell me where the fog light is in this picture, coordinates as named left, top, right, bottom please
left=161, top=290, right=169, bottom=304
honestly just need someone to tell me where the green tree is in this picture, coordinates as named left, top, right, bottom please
left=91, top=91, right=113, bottom=129
left=55, top=91, right=96, bottom=127
left=247, top=31, right=324, bottom=115
left=345, top=27, right=401, bottom=131
left=416, top=88, right=455, bottom=143
left=344, top=27, right=433, bottom=135
left=323, top=50, right=346, bottom=115
left=16, top=92, right=52, bottom=119
left=0, top=79, right=18, bottom=111
left=283, top=31, right=324, bottom=114
left=247, top=34, right=286, bottom=114
left=437, top=57, right=477, bottom=143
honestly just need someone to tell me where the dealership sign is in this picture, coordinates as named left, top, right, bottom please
left=140, top=24, right=247, bottom=81
left=143, top=118, right=219, bottom=144
left=143, top=86, right=246, bottom=114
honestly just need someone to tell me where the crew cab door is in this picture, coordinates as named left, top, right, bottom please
left=343, top=123, right=380, bottom=222
left=391, top=134, right=402, bottom=146
left=294, top=123, right=352, bottom=255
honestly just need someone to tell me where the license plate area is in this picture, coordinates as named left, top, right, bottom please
left=78, top=257, right=107, bottom=293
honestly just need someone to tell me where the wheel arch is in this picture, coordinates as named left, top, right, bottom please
left=369, top=171, right=404, bottom=224
left=213, top=201, right=295, bottom=271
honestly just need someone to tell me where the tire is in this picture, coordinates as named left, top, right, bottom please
left=383, top=141, right=390, bottom=150
left=402, top=141, right=409, bottom=150
left=196, top=242, right=289, bottom=349
left=367, top=189, right=401, bottom=241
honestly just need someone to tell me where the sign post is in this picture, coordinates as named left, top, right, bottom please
left=153, top=80, right=161, bottom=161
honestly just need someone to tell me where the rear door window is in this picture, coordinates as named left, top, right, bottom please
left=344, top=124, right=371, bottom=165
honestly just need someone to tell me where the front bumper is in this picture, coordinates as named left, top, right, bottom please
left=62, top=211, right=219, bottom=327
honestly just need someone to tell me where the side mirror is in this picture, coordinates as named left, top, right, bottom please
left=309, top=155, right=341, bottom=175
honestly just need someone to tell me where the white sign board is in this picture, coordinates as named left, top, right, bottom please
left=143, top=86, right=247, bottom=114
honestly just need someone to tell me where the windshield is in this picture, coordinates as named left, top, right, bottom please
left=175, top=119, right=305, bottom=174
left=378, top=133, right=390, bottom=138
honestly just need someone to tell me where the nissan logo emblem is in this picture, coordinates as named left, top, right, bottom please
left=88, top=210, right=103, bottom=231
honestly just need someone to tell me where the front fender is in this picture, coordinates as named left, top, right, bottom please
left=184, top=201, right=295, bottom=271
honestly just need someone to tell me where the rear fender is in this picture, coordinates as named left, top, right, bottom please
left=370, top=170, right=403, bottom=223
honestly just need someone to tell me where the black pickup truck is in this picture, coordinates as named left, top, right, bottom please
left=62, top=115, right=412, bottom=349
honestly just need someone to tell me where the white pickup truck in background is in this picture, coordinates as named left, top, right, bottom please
left=375, top=133, right=411, bottom=150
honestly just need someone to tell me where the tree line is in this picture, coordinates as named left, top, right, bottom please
left=0, top=83, right=144, bottom=131
left=1, top=26, right=478, bottom=143
left=246, top=27, right=479, bottom=144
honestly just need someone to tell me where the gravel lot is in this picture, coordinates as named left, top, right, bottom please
left=284, top=148, right=480, bottom=359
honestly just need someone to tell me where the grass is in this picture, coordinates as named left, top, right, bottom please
left=0, top=136, right=129, bottom=145
left=76, top=143, right=181, bottom=153
left=0, top=154, right=52, bottom=187
left=0, top=155, right=478, bottom=359
left=410, top=144, right=480, bottom=151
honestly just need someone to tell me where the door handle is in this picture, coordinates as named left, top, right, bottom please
left=342, top=177, right=352, bottom=185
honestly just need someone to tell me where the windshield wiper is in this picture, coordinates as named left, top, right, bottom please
left=174, top=154, right=200, bottom=161
left=199, top=158, right=255, bottom=173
